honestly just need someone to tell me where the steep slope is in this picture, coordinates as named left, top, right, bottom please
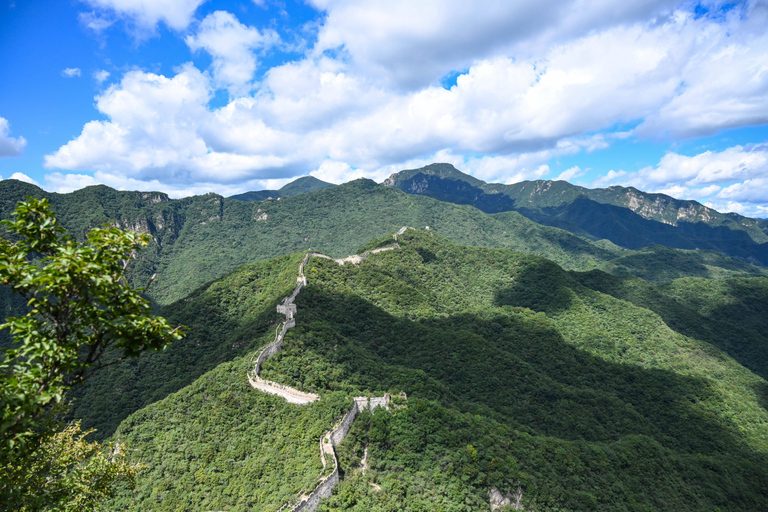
left=0, top=178, right=616, bottom=306
left=91, top=230, right=768, bottom=511
left=384, top=163, right=768, bottom=263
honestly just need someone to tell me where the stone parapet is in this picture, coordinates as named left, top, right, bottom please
left=250, top=230, right=410, bottom=512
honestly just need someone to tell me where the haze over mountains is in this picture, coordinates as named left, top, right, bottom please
left=2, top=164, right=768, bottom=510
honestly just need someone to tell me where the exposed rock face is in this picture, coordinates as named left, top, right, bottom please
left=489, top=486, right=525, bottom=510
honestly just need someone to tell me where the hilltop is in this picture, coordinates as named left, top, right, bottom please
left=2, top=177, right=765, bottom=313
left=229, top=176, right=336, bottom=202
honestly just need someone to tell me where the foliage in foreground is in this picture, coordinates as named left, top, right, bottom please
left=5, top=421, right=139, bottom=512
left=0, top=198, right=182, bottom=509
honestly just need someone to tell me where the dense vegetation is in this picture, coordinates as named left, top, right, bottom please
left=0, top=178, right=612, bottom=307
left=86, top=229, right=768, bottom=511
left=4, top=173, right=768, bottom=510
left=385, top=163, right=768, bottom=263
left=2, top=178, right=764, bottom=318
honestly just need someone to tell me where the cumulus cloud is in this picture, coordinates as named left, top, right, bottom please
left=0, top=117, right=27, bottom=157
left=638, top=144, right=768, bottom=187
left=93, top=69, right=111, bottom=83
left=556, top=166, right=587, bottom=181
left=6, top=172, right=40, bottom=186
left=186, top=11, right=279, bottom=96
left=718, top=178, right=768, bottom=204
left=62, top=67, right=81, bottom=77
left=591, top=170, right=628, bottom=188
left=310, top=0, right=681, bottom=89
left=636, top=8, right=768, bottom=138
left=47, top=3, right=768, bottom=199
left=45, top=64, right=297, bottom=184
left=588, top=142, right=768, bottom=215
left=82, top=0, right=205, bottom=33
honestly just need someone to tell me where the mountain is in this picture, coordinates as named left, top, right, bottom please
left=78, top=229, right=768, bottom=511
left=4, top=175, right=768, bottom=509
left=228, top=189, right=281, bottom=201
left=0, top=178, right=615, bottom=306
left=384, top=163, right=768, bottom=264
left=229, top=176, right=336, bottom=202
left=277, top=175, right=336, bottom=197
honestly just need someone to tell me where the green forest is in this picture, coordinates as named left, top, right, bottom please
left=59, top=228, right=768, bottom=511
left=3, top=178, right=768, bottom=511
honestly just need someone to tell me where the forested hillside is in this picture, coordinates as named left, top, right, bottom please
left=78, top=229, right=768, bottom=511
left=2, top=178, right=764, bottom=313
left=385, top=163, right=768, bottom=263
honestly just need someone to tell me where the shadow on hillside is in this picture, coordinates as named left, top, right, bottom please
left=65, top=282, right=294, bottom=440
left=493, top=260, right=573, bottom=314
left=519, top=196, right=768, bottom=264
left=571, top=270, right=768, bottom=383
left=289, top=286, right=762, bottom=461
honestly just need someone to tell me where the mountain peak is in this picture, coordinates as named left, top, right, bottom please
left=278, top=175, right=335, bottom=197
left=383, top=163, right=485, bottom=188
left=230, top=175, right=336, bottom=202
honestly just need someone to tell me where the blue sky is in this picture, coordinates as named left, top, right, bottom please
left=1, top=0, right=768, bottom=217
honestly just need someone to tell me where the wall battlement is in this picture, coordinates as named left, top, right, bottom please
left=248, top=228, right=410, bottom=512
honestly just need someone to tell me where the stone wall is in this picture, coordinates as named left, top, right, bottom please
left=334, top=244, right=399, bottom=265
left=330, top=402, right=360, bottom=447
left=250, top=230, right=409, bottom=511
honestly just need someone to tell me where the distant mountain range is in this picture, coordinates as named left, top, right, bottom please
left=229, top=176, right=335, bottom=201
left=384, top=163, right=768, bottom=264
left=2, top=167, right=767, bottom=310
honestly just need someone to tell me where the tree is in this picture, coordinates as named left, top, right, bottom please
left=0, top=197, right=183, bottom=509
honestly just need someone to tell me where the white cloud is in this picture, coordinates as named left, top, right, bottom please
left=82, top=0, right=205, bottom=33
left=79, top=10, right=115, bottom=33
left=62, top=67, right=81, bottom=78
left=718, top=178, right=768, bottom=204
left=588, top=143, right=768, bottom=215
left=45, top=65, right=297, bottom=184
left=638, top=144, right=768, bottom=187
left=0, top=117, right=27, bottom=157
left=186, top=11, right=279, bottom=96
left=637, top=6, right=768, bottom=138
left=591, top=170, right=627, bottom=188
left=7, top=172, right=40, bottom=186
left=651, top=183, right=721, bottom=199
left=310, top=0, right=680, bottom=89
left=48, top=3, right=768, bottom=198
left=704, top=200, right=758, bottom=216
left=93, top=69, right=111, bottom=83
left=556, top=166, right=586, bottom=181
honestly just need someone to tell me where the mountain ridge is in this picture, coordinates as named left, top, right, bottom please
left=229, top=175, right=336, bottom=202
left=384, top=163, right=768, bottom=263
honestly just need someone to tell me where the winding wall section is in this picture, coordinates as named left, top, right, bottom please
left=248, top=229, right=408, bottom=512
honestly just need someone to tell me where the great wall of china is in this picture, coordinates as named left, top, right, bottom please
left=248, top=227, right=409, bottom=512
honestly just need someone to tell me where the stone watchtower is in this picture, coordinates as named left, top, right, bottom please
left=276, top=303, right=297, bottom=319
